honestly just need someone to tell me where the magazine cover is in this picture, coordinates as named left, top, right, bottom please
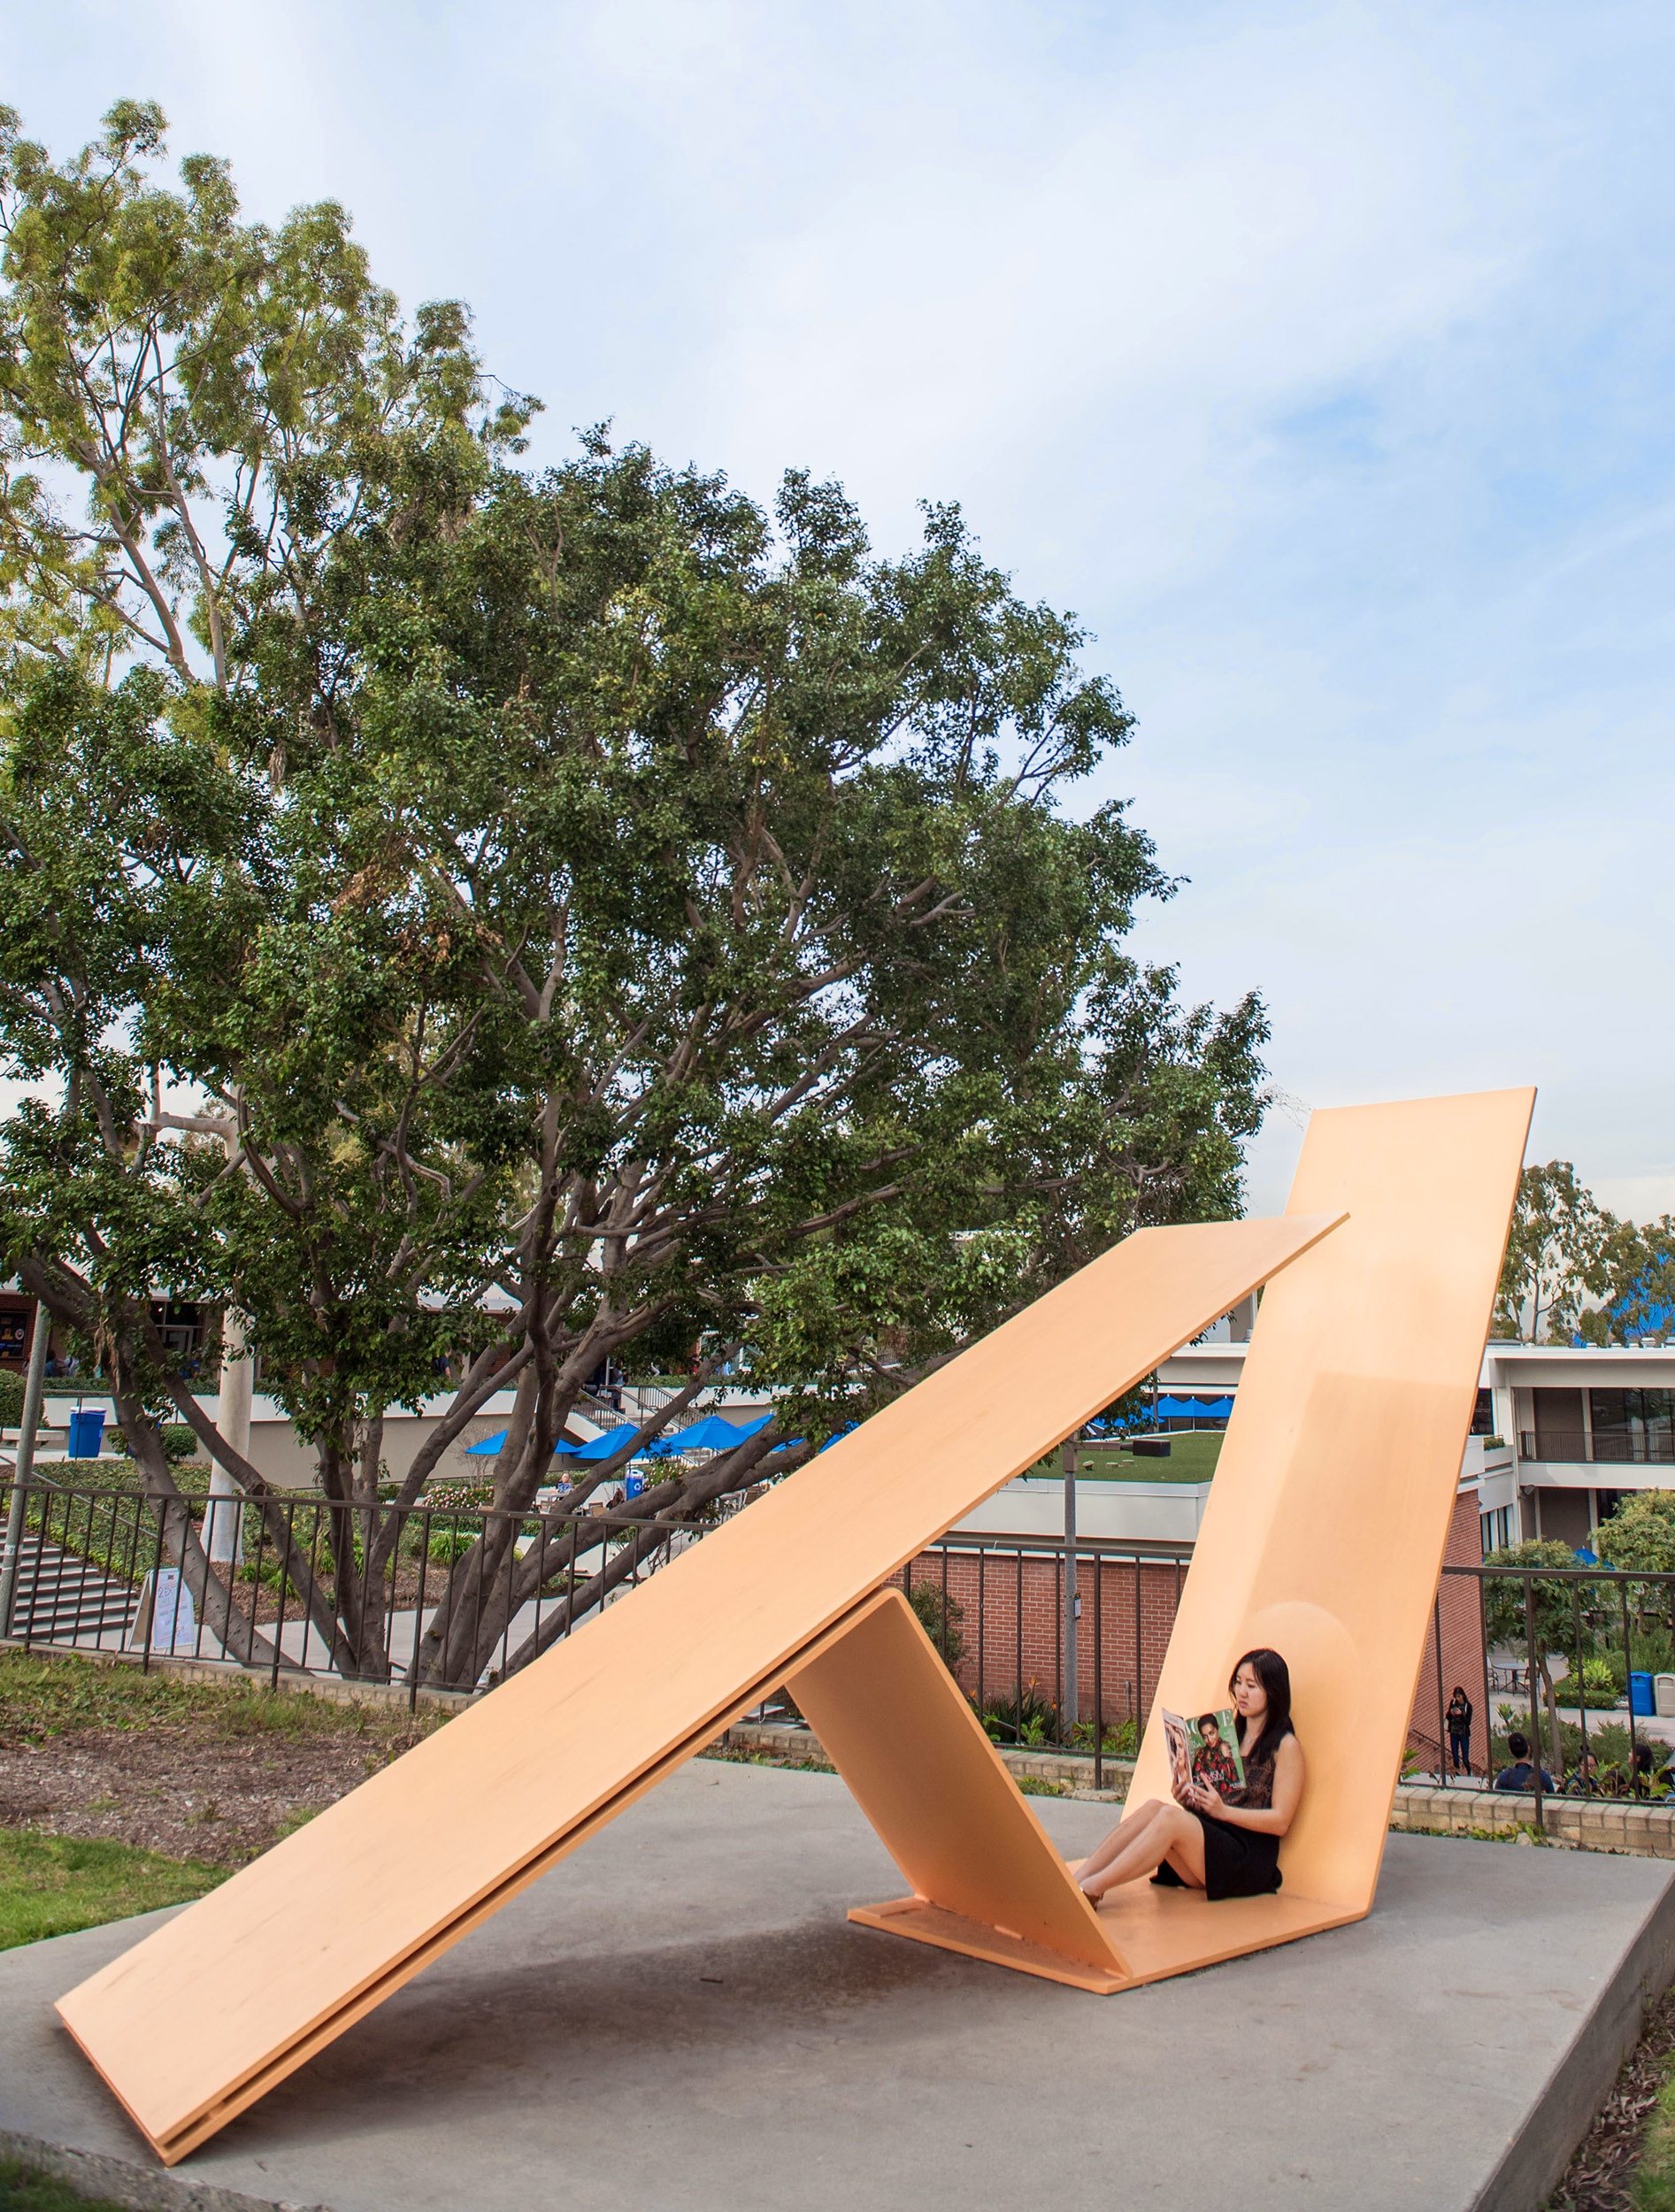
left=1163, top=1705, right=1245, bottom=1799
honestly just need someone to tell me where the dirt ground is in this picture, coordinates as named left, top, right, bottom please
left=0, top=1652, right=444, bottom=1868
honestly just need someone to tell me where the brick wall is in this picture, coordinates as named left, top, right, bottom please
left=1404, top=1489, right=1488, bottom=1773
left=896, top=1496, right=1487, bottom=1755
left=894, top=1548, right=1186, bottom=1727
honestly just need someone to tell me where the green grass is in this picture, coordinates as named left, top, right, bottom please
left=1636, top=2076, right=1675, bottom=2208
left=0, top=1647, right=446, bottom=1751
left=1027, top=1431, right=1226, bottom=1484
left=0, top=2158, right=136, bottom=2212
left=0, top=1829, right=226, bottom=1951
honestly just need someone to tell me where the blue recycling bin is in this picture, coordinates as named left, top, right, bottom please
left=66, top=1407, right=104, bottom=1460
left=1630, top=1671, right=1656, bottom=1716
left=624, top=1472, right=645, bottom=1500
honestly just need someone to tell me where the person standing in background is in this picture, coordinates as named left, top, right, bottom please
left=1446, top=1686, right=1472, bottom=1775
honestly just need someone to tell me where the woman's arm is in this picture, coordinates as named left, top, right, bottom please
left=1190, top=1735, right=1306, bottom=1835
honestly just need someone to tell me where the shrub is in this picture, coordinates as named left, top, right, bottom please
left=426, top=1529, right=478, bottom=1566
left=978, top=1683, right=1060, bottom=1747
left=905, top=1579, right=965, bottom=1666
left=106, top=1424, right=202, bottom=1465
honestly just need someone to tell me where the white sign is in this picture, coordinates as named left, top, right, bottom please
left=129, top=1568, right=199, bottom=1655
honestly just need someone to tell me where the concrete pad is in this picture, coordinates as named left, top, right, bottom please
left=3, top=1760, right=1673, bottom=2212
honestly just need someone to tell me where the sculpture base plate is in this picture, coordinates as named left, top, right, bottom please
left=852, top=1876, right=1361, bottom=1993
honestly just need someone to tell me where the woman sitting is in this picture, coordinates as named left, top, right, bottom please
left=1076, top=1648, right=1303, bottom=1903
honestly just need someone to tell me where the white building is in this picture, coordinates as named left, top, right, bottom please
left=1162, top=1337, right=1675, bottom=1555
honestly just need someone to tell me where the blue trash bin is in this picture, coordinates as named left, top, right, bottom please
left=624, top=1472, right=645, bottom=1500
left=1630, top=1670, right=1656, bottom=1716
left=66, top=1407, right=104, bottom=1460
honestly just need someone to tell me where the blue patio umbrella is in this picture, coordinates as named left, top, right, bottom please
left=654, top=1412, right=772, bottom=1453
left=570, top=1425, right=659, bottom=1462
left=465, top=1427, right=591, bottom=1458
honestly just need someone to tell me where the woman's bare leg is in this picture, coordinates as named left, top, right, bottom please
left=1074, top=1799, right=1165, bottom=1884
left=1080, top=1802, right=1205, bottom=1899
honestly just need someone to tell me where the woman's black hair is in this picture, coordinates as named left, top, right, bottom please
left=1449, top=1685, right=1468, bottom=1700
left=1229, top=1647, right=1294, bottom=1769
left=1197, top=1713, right=1221, bottom=1736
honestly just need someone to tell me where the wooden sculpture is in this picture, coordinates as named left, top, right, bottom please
left=56, top=1086, right=1529, bottom=2165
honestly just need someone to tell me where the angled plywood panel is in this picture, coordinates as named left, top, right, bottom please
left=788, top=1586, right=1130, bottom=1991
left=58, top=1211, right=1339, bottom=2163
left=1123, top=1087, right=1534, bottom=1927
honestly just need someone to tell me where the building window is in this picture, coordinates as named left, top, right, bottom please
left=1471, top=1388, right=1495, bottom=1437
left=1479, top=1505, right=1514, bottom=1556
left=1588, top=1390, right=1675, bottom=1467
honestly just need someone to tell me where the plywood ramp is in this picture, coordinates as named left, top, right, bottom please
left=58, top=1212, right=1336, bottom=2164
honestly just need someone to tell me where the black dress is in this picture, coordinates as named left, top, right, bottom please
left=1152, top=1738, right=1287, bottom=1901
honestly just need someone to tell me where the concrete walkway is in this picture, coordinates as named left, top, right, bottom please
left=3, top=1761, right=1674, bottom=2212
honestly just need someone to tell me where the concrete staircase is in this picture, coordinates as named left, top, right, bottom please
left=6, top=1532, right=138, bottom=1644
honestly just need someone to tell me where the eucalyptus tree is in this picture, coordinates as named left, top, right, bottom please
left=0, top=102, right=1270, bottom=1692
left=1493, top=1161, right=1618, bottom=1345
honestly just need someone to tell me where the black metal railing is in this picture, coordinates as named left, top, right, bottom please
left=9, top=1482, right=1671, bottom=1816
left=0, top=1479, right=742, bottom=1709
left=1417, top=1561, right=1675, bottom=1811
left=1518, top=1429, right=1675, bottom=1464
left=0, top=1479, right=1195, bottom=1766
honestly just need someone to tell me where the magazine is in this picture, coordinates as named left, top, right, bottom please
left=1163, top=1705, right=1246, bottom=1801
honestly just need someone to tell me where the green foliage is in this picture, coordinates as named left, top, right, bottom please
left=979, top=1684, right=1062, bottom=1747
left=107, top=1422, right=201, bottom=1464
left=905, top=1578, right=965, bottom=1666
left=1599, top=1492, right=1675, bottom=1576
left=1494, top=1161, right=1618, bottom=1342
left=1576, top=1213, right=1675, bottom=1348
left=0, top=1366, right=23, bottom=1425
left=1630, top=2032, right=1675, bottom=2212
left=0, top=102, right=1272, bottom=1694
left=1480, top=1540, right=1586, bottom=1655
left=426, top=1528, right=478, bottom=1566
left=1067, top=1716, right=1137, bottom=1756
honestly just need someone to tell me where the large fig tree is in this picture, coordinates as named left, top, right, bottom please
left=0, top=103, right=1269, bottom=1689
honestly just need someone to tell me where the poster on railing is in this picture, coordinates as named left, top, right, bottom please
left=127, top=1568, right=197, bottom=1655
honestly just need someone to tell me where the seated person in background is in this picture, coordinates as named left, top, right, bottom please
left=1493, top=1732, right=1553, bottom=1792
left=1564, top=1748, right=1600, bottom=1794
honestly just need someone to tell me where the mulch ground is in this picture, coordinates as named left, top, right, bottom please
left=1547, top=1991, right=1675, bottom=2209
left=0, top=1651, right=443, bottom=1868
left=0, top=1724, right=428, bottom=1866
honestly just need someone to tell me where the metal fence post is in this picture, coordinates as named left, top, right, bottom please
left=1525, top=1571, right=1544, bottom=1821
left=1062, top=1438, right=1078, bottom=1748
left=0, top=1301, right=50, bottom=1640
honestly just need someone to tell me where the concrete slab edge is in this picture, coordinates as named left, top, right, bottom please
left=0, top=2127, right=330, bottom=2212
left=1471, top=1867, right=1675, bottom=2212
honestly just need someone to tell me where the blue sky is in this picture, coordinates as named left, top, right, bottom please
left=10, top=1, right=1675, bottom=1214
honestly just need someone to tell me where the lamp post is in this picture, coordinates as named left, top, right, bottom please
left=1063, top=1434, right=1079, bottom=1746
left=0, top=1301, right=51, bottom=1640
